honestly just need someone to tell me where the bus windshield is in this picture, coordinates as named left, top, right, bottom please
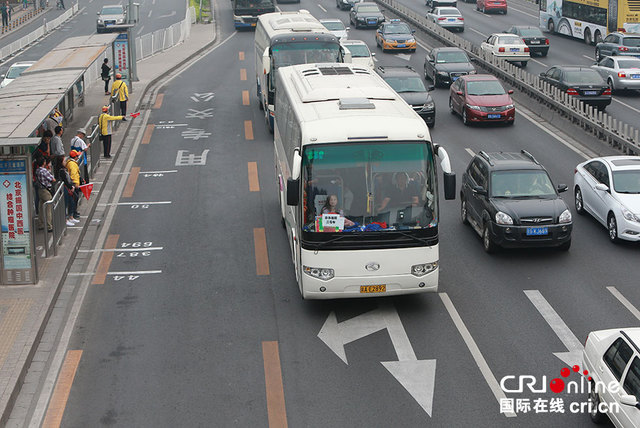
left=272, top=42, right=342, bottom=68
left=301, top=142, right=437, bottom=235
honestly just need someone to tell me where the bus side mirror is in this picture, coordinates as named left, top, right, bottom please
left=443, top=172, right=456, bottom=200
left=262, top=47, right=270, bottom=74
left=341, top=46, right=352, bottom=63
left=287, top=178, right=300, bottom=206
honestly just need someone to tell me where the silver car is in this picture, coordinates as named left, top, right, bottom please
left=426, top=7, right=464, bottom=32
left=320, top=19, right=349, bottom=41
left=97, top=5, right=126, bottom=33
left=591, top=56, right=640, bottom=91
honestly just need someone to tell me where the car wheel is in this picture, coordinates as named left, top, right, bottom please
left=547, top=19, right=555, bottom=33
left=482, top=5, right=486, bottom=13
left=503, top=9, right=507, bottom=14
left=461, top=198, right=469, bottom=225
left=521, top=61, right=527, bottom=68
left=449, top=98, right=456, bottom=114
left=483, top=224, right=496, bottom=253
left=595, top=47, right=601, bottom=62
left=589, top=384, right=607, bottom=423
left=541, top=49, right=548, bottom=57
left=462, top=109, right=470, bottom=125
left=574, top=187, right=585, bottom=215
left=608, top=77, right=615, bottom=92
left=608, top=213, right=619, bottom=243
left=558, top=240, right=571, bottom=251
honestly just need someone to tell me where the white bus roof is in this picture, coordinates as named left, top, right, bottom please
left=278, top=63, right=429, bottom=143
left=259, top=10, right=328, bottom=33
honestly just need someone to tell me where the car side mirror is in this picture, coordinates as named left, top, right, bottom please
left=428, top=57, right=434, bottom=63
left=97, top=11, right=100, bottom=15
left=595, top=183, right=609, bottom=192
left=508, top=89, right=514, bottom=94
left=557, top=184, right=568, bottom=193
left=345, top=27, right=350, bottom=30
left=0, top=74, right=4, bottom=78
left=427, top=85, right=435, bottom=91
left=621, top=395, right=638, bottom=407
left=371, top=52, right=376, bottom=56
left=539, top=72, right=546, bottom=77
left=473, top=186, right=487, bottom=196
left=456, top=91, right=463, bottom=96
left=411, top=29, right=416, bottom=33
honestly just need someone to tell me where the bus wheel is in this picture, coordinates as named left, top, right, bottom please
left=547, top=19, right=554, bottom=33
left=584, top=29, right=592, bottom=45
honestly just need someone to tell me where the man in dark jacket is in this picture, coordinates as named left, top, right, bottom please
left=101, top=58, right=111, bottom=95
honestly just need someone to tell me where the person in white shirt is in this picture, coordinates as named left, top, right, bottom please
left=70, top=128, right=90, bottom=180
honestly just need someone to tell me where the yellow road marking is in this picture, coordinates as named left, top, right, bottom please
left=242, top=90, right=250, bottom=106
left=240, top=68, right=247, bottom=81
left=93, top=234, right=119, bottom=285
left=248, top=162, right=260, bottom=192
left=245, top=120, right=254, bottom=140
left=42, top=350, right=83, bottom=428
left=123, top=167, right=140, bottom=198
left=253, top=228, right=269, bottom=275
left=262, top=341, right=288, bottom=428
left=141, top=124, right=155, bottom=145
left=153, top=93, right=164, bottom=109
left=239, top=51, right=245, bottom=60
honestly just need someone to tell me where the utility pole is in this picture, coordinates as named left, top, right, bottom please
left=127, top=0, right=139, bottom=81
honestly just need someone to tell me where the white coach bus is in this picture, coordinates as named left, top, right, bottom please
left=274, top=63, right=456, bottom=299
left=254, top=10, right=348, bottom=133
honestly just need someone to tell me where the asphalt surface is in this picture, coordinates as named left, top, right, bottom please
left=10, top=0, right=640, bottom=426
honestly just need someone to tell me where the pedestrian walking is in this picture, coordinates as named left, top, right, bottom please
left=35, top=157, right=56, bottom=232
left=70, top=128, right=90, bottom=180
left=101, top=58, right=111, bottom=95
left=6, top=1, right=12, bottom=21
left=98, top=105, right=126, bottom=158
left=111, top=73, right=129, bottom=115
left=50, top=125, right=65, bottom=157
left=22, top=0, right=26, bottom=10
left=1, top=2, right=8, bottom=30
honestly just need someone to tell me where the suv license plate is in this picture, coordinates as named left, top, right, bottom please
left=526, top=227, right=548, bottom=236
left=360, top=285, right=386, bottom=293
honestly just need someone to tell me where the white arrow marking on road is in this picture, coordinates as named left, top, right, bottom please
left=396, top=53, right=412, bottom=61
left=318, top=302, right=436, bottom=416
left=524, top=290, right=583, bottom=367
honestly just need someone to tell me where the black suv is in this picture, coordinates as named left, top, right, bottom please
left=376, top=65, right=436, bottom=127
left=460, top=151, right=572, bottom=252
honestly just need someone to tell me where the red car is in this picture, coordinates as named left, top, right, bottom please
left=449, top=74, right=515, bottom=125
left=476, top=0, right=507, bottom=14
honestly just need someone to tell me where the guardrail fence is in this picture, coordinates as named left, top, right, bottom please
left=42, top=182, right=67, bottom=257
left=135, top=6, right=195, bottom=60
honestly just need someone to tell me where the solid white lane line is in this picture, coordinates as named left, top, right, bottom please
left=507, top=5, right=537, bottom=18
left=465, top=148, right=476, bottom=157
left=440, top=293, right=517, bottom=418
left=583, top=54, right=594, bottom=61
left=318, top=3, right=326, bottom=12
left=530, top=58, right=546, bottom=67
left=468, top=27, right=488, bottom=38
left=612, top=98, right=640, bottom=114
left=100, top=201, right=172, bottom=206
left=107, top=270, right=162, bottom=275
left=607, top=286, right=640, bottom=321
left=78, top=247, right=164, bottom=252
left=524, top=290, right=583, bottom=352
left=140, top=170, right=178, bottom=174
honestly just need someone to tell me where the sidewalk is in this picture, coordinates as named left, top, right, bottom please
left=0, top=21, right=217, bottom=425
left=1, top=2, right=46, bottom=38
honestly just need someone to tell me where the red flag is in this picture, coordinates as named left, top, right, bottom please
left=130, top=112, right=140, bottom=118
left=79, top=183, right=93, bottom=200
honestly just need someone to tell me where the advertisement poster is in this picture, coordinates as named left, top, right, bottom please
left=114, top=32, right=130, bottom=86
left=0, top=159, right=32, bottom=270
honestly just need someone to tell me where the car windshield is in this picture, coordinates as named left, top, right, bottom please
left=623, top=37, right=640, bottom=47
left=491, top=170, right=556, bottom=198
left=385, top=23, right=411, bottom=34
left=322, top=21, right=345, bottom=31
left=564, top=70, right=604, bottom=84
left=344, top=44, right=370, bottom=57
left=617, top=59, right=640, bottom=69
left=439, top=8, right=460, bottom=15
left=613, top=170, right=640, bottom=194
left=302, top=142, right=437, bottom=234
left=498, top=36, right=523, bottom=45
left=357, top=5, right=380, bottom=12
left=517, top=27, right=543, bottom=37
left=384, top=76, right=426, bottom=93
left=466, top=80, right=505, bottom=95
left=101, top=7, right=123, bottom=14
left=435, top=50, right=469, bottom=63
left=6, top=65, right=31, bottom=79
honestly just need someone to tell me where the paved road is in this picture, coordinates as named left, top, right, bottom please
left=13, top=0, right=640, bottom=426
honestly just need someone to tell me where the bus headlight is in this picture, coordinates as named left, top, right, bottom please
left=303, top=266, right=335, bottom=281
left=411, top=261, right=438, bottom=277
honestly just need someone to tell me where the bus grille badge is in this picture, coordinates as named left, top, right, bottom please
left=365, top=262, right=380, bottom=271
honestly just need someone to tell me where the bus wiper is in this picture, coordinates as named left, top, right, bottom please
left=392, top=229, right=431, bottom=245
left=313, top=234, right=352, bottom=252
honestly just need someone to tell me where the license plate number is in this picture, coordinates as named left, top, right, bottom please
left=251, top=23, right=256, bottom=26
left=510, top=47, right=519, bottom=52
left=487, top=114, right=501, bottom=119
left=360, top=284, right=386, bottom=293
left=397, top=44, right=406, bottom=47
left=632, top=74, right=640, bottom=79
left=529, top=40, right=540, bottom=44
left=448, top=18, right=456, bottom=21
left=526, top=227, right=548, bottom=236
left=584, top=90, right=597, bottom=95
left=367, top=20, right=376, bottom=24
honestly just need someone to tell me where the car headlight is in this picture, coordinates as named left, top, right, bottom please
left=358, top=17, right=365, bottom=21
left=437, top=71, right=449, bottom=76
left=411, top=261, right=438, bottom=277
left=97, top=18, right=103, bottom=23
left=424, top=101, right=435, bottom=110
left=469, top=70, right=477, bottom=74
left=303, top=266, right=335, bottom=281
left=466, top=104, right=481, bottom=110
left=559, top=209, right=572, bottom=224
left=407, top=38, right=415, bottom=43
left=505, top=104, right=514, bottom=109
left=622, top=208, right=640, bottom=223
left=495, top=211, right=513, bottom=225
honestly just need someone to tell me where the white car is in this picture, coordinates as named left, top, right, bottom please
left=480, top=33, right=530, bottom=67
left=0, top=61, right=36, bottom=89
left=341, top=40, right=375, bottom=69
left=574, top=156, right=640, bottom=242
left=320, top=19, right=349, bottom=41
left=583, top=328, right=640, bottom=427
left=426, top=7, right=464, bottom=32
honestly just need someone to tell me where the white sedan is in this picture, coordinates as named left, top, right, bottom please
left=341, top=40, right=375, bottom=69
left=426, top=7, right=464, bottom=32
left=480, top=33, right=530, bottom=67
left=574, top=156, right=640, bottom=242
left=320, top=19, right=349, bottom=41
left=583, top=328, right=640, bottom=427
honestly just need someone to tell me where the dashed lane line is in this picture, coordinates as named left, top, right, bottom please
left=263, top=341, right=288, bottom=428
left=248, top=162, right=260, bottom=192
left=92, top=234, right=119, bottom=285
left=607, top=286, right=640, bottom=321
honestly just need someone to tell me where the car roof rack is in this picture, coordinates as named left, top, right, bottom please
left=520, top=149, right=540, bottom=165
left=478, top=151, right=493, bottom=166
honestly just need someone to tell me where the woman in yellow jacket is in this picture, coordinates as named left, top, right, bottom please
left=98, top=105, right=126, bottom=158
left=111, top=73, right=129, bottom=115
left=67, top=150, right=82, bottom=220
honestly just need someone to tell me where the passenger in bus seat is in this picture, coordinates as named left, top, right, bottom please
left=321, top=194, right=355, bottom=228
left=378, top=172, right=420, bottom=212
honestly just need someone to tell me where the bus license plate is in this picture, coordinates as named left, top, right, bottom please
left=251, top=23, right=256, bottom=26
left=360, top=285, right=386, bottom=293
left=526, top=227, right=548, bottom=236
left=488, top=114, right=501, bottom=119
left=584, top=90, right=597, bottom=95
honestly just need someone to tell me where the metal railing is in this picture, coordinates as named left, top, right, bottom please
left=374, top=0, right=640, bottom=155
left=135, top=6, right=195, bottom=60
left=42, top=182, right=67, bottom=257
left=0, top=4, right=79, bottom=62
left=84, top=116, right=100, bottom=179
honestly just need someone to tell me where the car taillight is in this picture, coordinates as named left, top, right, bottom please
left=498, top=47, right=505, bottom=52
left=524, top=47, right=530, bottom=52
left=458, top=17, right=464, bottom=20
left=438, top=17, right=446, bottom=20
left=603, top=88, right=611, bottom=95
left=545, top=38, right=550, bottom=45
left=566, top=88, right=579, bottom=95
left=574, top=168, right=578, bottom=174
left=619, top=46, right=629, bottom=51
left=618, top=72, right=627, bottom=77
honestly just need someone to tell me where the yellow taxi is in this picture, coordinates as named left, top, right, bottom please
left=375, top=19, right=417, bottom=52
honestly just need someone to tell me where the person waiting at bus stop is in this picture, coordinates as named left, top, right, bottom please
left=70, top=128, right=90, bottom=180
left=98, top=106, right=126, bottom=158
left=35, top=157, right=56, bottom=232
left=111, top=73, right=129, bottom=115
